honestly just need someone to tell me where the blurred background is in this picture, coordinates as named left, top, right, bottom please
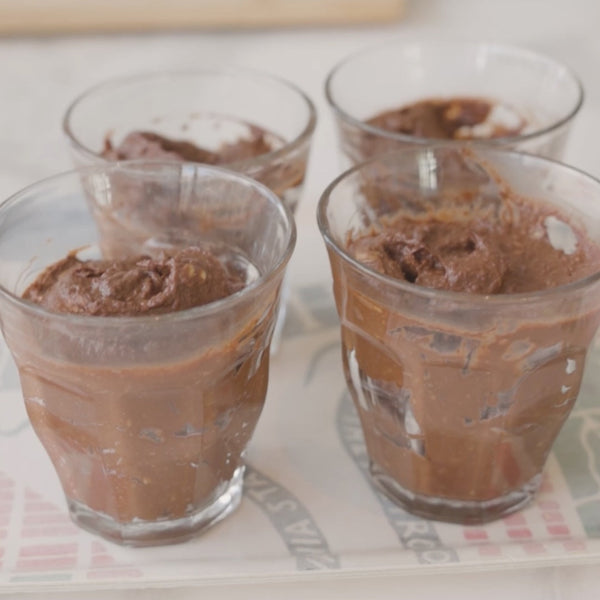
left=0, top=0, right=407, bottom=32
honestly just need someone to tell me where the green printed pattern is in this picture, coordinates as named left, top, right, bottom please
left=553, top=343, right=600, bottom=538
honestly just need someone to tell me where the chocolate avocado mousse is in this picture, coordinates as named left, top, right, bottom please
left=19, top=244, right=270, bottom=536
left=24, top=246, right=245, bottom=316
left=348, top=195, right=598, bottom=295
left=367, top=97, right=526, bottom=141
left=102, top=125, right=274, bottom=165
left=101, top=121, right=305, bottom=210
left=0, top=161, right=295, bottom=545
left=340, top=193, right=600, bottom=520
left=319, top=147, right=600, bottom=523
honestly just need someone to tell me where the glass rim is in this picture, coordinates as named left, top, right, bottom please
left=317, top=145, right=600, bottom=307
left=324, top=39, right=585, bottom=147
left=0, top=160, right=297, bottom=326
left=62, top=66, right=318, bottom=171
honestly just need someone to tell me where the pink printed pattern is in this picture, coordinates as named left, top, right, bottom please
left=0, top=471, right=12, bottom=570
left=87, top=541, right=143, bottom=580
left=459, top=473, right=588, bottom=559
left=0, top=471, right=143, bottom=582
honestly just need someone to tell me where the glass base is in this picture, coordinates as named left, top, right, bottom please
left=369, top=462, right=542, bottom=525
left=67, top=465, right=245, bottom=547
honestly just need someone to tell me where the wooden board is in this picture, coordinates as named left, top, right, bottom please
left=0, top=0, right=405, bottom=34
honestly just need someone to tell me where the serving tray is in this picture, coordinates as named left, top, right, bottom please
left=0, top=281, right=599, bottom=595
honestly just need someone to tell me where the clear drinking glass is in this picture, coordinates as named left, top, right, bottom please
left=318, top=146, right=600, bottom=524
left=64, top=69, right=315, bottom=351
left=0, top=162, right=295, bottom=546
left=325, top=41, right=583, bottom=165
left=63, top=68, right=317, bottom=214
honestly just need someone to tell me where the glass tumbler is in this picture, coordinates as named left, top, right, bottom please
left=0, top=162, right=295, bottom=546
left=318, top=146, right=600, bottom=524
left=64, top=69, right=315, bottom=351
left=325, top=41, right=583, bottom=165
left=63, top=68, right=317, bottom=214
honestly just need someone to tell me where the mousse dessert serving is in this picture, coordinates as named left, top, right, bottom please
left=100, top=120, right=306, bottom=210
left=0, top=162, right=295, bottom=545
left=20, top=245, right=264, bottom=529
left=23, top=246, right=247, bottom=316
left=325, top=41, right=584, bottom=163
left=318, top=147, right=600, bottom=523
left=102, top=124, right=274, bottom=165
left=357, top=95, right=528, bottom=172
left=63, top=69, right=317, bottom=213
left=366, top=96, right=526, bottom=141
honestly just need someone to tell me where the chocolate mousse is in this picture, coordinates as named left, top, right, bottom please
left=24, top=247, right=245, bottom=316
left=333, top=189, right=600, bottom=521
left=101, top=121, right=306, bottom=211
left=102, top=126, right=273, bottom=165
left=348, top=197, right=598, bottom=294
left=338, top=97, right=528, bottom=166
left=367, top=97, right=525, bottom=140
left=19, top=245, right=272, bottom=536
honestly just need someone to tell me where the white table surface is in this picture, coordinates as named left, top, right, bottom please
left=2, top=0, right=599, bottom=597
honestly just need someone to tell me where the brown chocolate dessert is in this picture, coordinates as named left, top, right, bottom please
left=102, top=126, right=273, bottom=165
left=19, top=245, right=271, bottom=531
left=348, top=197, right=598, bottom=294
left=338, top=98, right=527, bottom=166
left=101, top=123, right=306, bottom=212
left=24, top=247, right=245, bottom=316
left=331, top=191, right=600, bottom=520
left=367, top=97, right=525, bottom=140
